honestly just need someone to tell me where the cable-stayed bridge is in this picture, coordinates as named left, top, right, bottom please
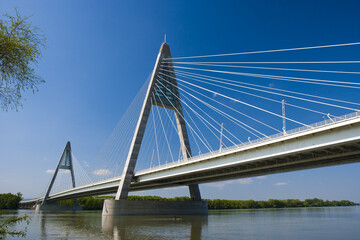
left=20, top=42, right=360, bottom=215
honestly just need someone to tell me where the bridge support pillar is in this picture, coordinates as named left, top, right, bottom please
left=189, top=184, right=201, bottom=201
left=102, top=199, right=207, bottom=216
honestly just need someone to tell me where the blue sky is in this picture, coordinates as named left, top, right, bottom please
left=1, top=0, right=360, bottom=201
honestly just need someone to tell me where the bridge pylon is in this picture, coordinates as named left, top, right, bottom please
left=36, top=141, right=81, bottom=211
left=116, top=43, right=201, bottom=201
left=105, top=43, right=207, bottom=216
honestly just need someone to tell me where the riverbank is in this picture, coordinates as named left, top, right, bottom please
left=57, top=196, right=357, bottom=210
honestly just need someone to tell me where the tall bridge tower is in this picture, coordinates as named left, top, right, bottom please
left=104, top=42, right=207, bottom=215
left=36, top=141, right=81, bottom=211
left=116, top=43, right=201, bottom=201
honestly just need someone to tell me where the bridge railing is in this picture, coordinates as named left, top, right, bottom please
left=137, top=111, right=360, bottom=175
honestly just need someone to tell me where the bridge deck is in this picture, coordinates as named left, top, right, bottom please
left=20, top=111, right=360, bottom=206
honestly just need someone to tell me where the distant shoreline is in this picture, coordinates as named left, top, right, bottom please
left=1, top=192, right=356, bottom=210
left=56, top=196, right=357, bottom=210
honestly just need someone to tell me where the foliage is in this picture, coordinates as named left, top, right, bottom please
left=59, top=196, right=192, bottom=210
left=206, top=198, right=356, bottom=210
left=59, top=197, right=113, bottom=210
left=78, top=197, right=105, bottom=210
left=0, top=192, right=30, bottom=239
left=59, top=196, right=356, bottom=211
left=0, top=193, right=23, bottom=209
left=0, top=212, right=30, bottom=239
left=0, top=9, right=46, bottom=111
left=76, top=196, right=192, bottom=210
left=57, top=199, right=76, bottom=206
left=127, top=195, right=191, bottom=202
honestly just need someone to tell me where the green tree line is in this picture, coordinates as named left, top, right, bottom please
left=0, top=193, right=23, bottom=209
left=206, top=198, right=356, bottom=209
left=0, top=193, right=355, bottom=210
left=58, top=196, right=357, bottom=210
left=58, top=196, right=193, bottom=210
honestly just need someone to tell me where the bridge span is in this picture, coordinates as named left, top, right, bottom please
left=20, top=42, right=360, bottom=215
left=21, top=111, right=360, bottom=206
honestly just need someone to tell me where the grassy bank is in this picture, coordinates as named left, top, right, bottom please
left=58, top=196, right=357, bottom=210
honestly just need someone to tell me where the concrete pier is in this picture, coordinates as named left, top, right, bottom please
left=102, top=199, right=208, bottom=216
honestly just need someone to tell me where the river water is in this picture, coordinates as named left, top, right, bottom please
left=3, top=207, right=360, bottom=239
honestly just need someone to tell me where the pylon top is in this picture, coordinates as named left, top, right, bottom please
left=151, top=43, right=178, bottom=109
left=159, top=43, right=171, bottom=57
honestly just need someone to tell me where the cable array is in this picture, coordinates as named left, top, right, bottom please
left=48, top=41, right=360, bottom=191
left=90, top=77, right=150, bottom=182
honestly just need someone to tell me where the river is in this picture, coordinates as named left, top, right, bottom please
left=2, top=206, right=360, bottom=239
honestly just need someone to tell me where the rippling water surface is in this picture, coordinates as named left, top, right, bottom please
left=3, top=206, right=360, bottom=239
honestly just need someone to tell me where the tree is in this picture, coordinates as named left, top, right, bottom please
left=0, top=192, right=30, bottom=239
left=0, top=192, right=23, bottom=209
left=0, top=9, right=46, bottom=111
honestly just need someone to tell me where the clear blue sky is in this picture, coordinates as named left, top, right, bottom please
left=1, top=0, right=360, bottom=201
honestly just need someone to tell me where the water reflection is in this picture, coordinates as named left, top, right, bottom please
left=6, top=207, right=360, bottom=239
left=102, top=215, right=208, bottom=240
left=35, top=210, right=207, bottom=239
left=37, top=211, right=104, bottom=239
